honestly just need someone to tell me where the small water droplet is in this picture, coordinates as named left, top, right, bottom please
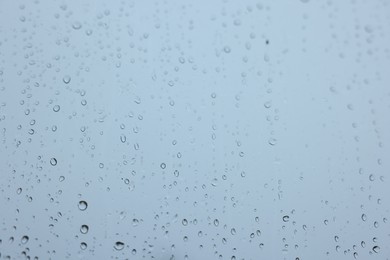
left=50, top=158, right=57, bottom=166
left=80, top=225, right=89, bottom=234
left=372, top=246, right=380, bottom=253
left=53, top=105, right=60, bottom=112
left=132, top=218, right=139, bottom=226
left=268, top=138, right=277, bottom=146
left=223, top=46, right=231, bottom=53
left=78, top=201, right=88, bottom=211
left=264, top=101, right=272, bottom=108
left=21, top=236, right=29, bottom=244
left=114, top=241, right=125, bottom=250
left=80, top=242, right=87, bottom=250
left=63, top=75, right=71, bottom=84
left=72, top=21, right=82, bottom=30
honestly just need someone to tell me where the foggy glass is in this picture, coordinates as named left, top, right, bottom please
left=0, top=0, right=389, bottom=259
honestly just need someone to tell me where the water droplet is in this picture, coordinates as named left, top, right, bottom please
left=114, top=241, right=125, bottom=250
left=268, top=138, right=277, bottom=146
left=78, top=201, right=88, bottom=211
left=80, top=225, right=89, bottom=234
left=21, top=236, right=29, bottom=244
left=160, top=163, right=166, bottom=169
left=182, top=219, right=188, bottom=226
left=213, top=219, right=219, bottom=226
left=80, top=242, right=87, bottom=250
left=53, top=105, right=60, bottom=112
left=372, top=246, right=380, bottom=253
left=132, top=218, right=139, bottom=226
left=50, top=158, right=57, bottom=166
left=373, top=220, right=379, bottom=228
left=223, top=46, right=231, bottom=53
left=264, top=101, right=272, bottom=108
left=63, top=75, right=71, bottom=84
left=361, top=214, right=367, bottom=221
left=72, top=21, right=82, bottom=30
left=282, top=215, right=290, bottom=222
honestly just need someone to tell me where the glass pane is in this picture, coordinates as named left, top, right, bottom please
left=0, top=0, right=389, bottom=259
